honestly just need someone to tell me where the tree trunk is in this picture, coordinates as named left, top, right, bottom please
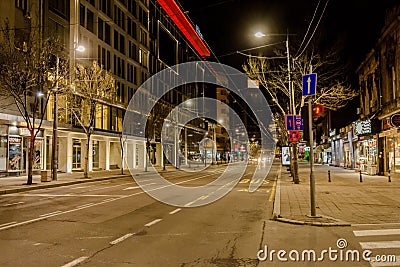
left=84, top=133, right=91, bottom=178
left=27, top=132, right=35, bottom=185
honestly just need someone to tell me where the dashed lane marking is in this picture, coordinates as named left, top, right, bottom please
left=169, top=208, right=181, bottom=215
left=109, top=233, right=135, bottom=245
left=61, top=256, right=89, bottom=267
left=145, top=219, right=162, bottom=227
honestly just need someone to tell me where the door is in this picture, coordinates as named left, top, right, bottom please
left=72, top=139, right=82, bottom=170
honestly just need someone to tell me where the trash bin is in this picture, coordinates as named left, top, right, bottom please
left=41, top=170, right=51, bottom=182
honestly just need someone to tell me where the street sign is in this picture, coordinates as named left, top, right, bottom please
left=288, top=130, right=301, bottom=142
left=285, top=115, right=303, bottom=131
left=285, top=115, right=294, bottom=130
left=302, top=73, right=317, bottom=96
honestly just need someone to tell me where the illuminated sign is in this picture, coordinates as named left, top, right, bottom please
left=390, top=114, right=400, bottom=127
left=354, top=120, right=371, bottom=135
left=157, top=0, right=210, bottom=57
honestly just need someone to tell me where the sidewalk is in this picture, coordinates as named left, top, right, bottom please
left=0, top=168, right=145, bottom=195
left=274, top=162, right=400, bottom=226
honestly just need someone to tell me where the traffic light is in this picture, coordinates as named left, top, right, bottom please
left=313, top=105, right=324, bottom=116
left=301, top=105, right=309, bottom=143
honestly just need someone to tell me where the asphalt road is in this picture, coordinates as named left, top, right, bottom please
left=1, top=162, right=399, bottom=266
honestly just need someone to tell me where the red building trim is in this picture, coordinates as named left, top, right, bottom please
left=157, top=0, right=210, bottom=57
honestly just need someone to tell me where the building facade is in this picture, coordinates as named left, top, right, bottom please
left=0, top=0, right=209, bottom=175
left=357, top=5, right=400, bottom=175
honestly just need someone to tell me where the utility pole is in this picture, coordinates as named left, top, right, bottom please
left=52, top=55, right=59, bottom=181
left=286, top=34, right=299, bottom=184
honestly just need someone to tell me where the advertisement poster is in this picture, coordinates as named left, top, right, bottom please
left=9, top=137, right=22, bottom=170
left=281, top=146, right=290, bottom=166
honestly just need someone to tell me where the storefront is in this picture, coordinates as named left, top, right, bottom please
left=354, top=120, right=378, bottom=175
left=0, top=125, right=44, bottom=175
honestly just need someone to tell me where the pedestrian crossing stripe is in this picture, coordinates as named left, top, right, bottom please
left=354, top=229, right=400, bottom=237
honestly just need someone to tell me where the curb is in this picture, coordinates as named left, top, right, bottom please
left=275, top=217, right=350, bottom=226
left=0, top=172, right=149, bottom=195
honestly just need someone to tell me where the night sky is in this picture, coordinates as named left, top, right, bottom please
left=178, top=0, right=399, bottom=128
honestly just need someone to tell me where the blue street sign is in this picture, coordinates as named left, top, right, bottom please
left=302, top=73, right=317, bottom=96
left=286, top=115, right=303, bottom=131
left=294, top=115, right=303, bottom=131
left=285, top=115, right=294, bottom=130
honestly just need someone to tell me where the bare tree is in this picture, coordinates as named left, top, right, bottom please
left=67, top=61, right=116, bottom=178
left=243, top=48, right=358, bottom=145
left=0, top=20, right=65, bottom=184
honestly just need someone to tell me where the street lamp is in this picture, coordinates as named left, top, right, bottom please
left=254, top=32, right=299, bottom=183
left=51, top=44, right=85, bottom=181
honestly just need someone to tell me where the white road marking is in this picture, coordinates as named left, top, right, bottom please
left=360, top=241, right=400, bottom=249
left=354, top=229, right=400, bottom=237
left=0, top=221, right=17, bottom=227
left=123, top=183, right=156, bottom=190
left=109, top=233, right=134, bottom=245
left=353, top=223, right=400, bottom=227
left=169, top=208, right=181, bottom=215
left=145, top=219, right=162, bottom=227
left=39, top=211, right=62, bottom=217
left=33, top=243, right=42, bottom=246
left=0, top=170, right=233, bottom=231
left=2, top=201, right=24, bottom=207
left=2, top=194, right=125, bottom=197
left=61, top=256, right=89, bottom=267
left=76, top=203, right=94, bottom=208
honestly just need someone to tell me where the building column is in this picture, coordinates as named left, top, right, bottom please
left=88, top=139, right=93, bottom=172
left=105, top=139, right=110, bottom=171
left=66, top=134, right=72, bottom=173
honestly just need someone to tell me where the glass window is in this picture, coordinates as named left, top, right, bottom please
left=87, top=9, right=94, bottom=32
left=95, top=104, right=103, bottom=129
left=102, top=105, right=110, bottom=130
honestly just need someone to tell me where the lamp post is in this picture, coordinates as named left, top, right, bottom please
left=254, top=32, right=299, bottom=183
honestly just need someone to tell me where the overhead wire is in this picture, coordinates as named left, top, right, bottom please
left=294, top=0, right=330, bottom=60
left=295, top=0, right=321, bottom=57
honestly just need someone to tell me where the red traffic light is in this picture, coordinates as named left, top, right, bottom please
left=313, top=105, right=324, bottom=115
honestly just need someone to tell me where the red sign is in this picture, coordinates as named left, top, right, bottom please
left=391, top=114, right=400, bottom=127
left=288, top=130, right=301, bottom=143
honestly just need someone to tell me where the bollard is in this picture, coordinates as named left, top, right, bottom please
left=359, top=169, right=363, bottom=182
left=388, top=169, right=391, bottom=182
left=328, top=170, right=331, bottom=182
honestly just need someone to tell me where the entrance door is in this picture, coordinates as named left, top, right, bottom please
left=72, top=139, right=81, bottom=170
